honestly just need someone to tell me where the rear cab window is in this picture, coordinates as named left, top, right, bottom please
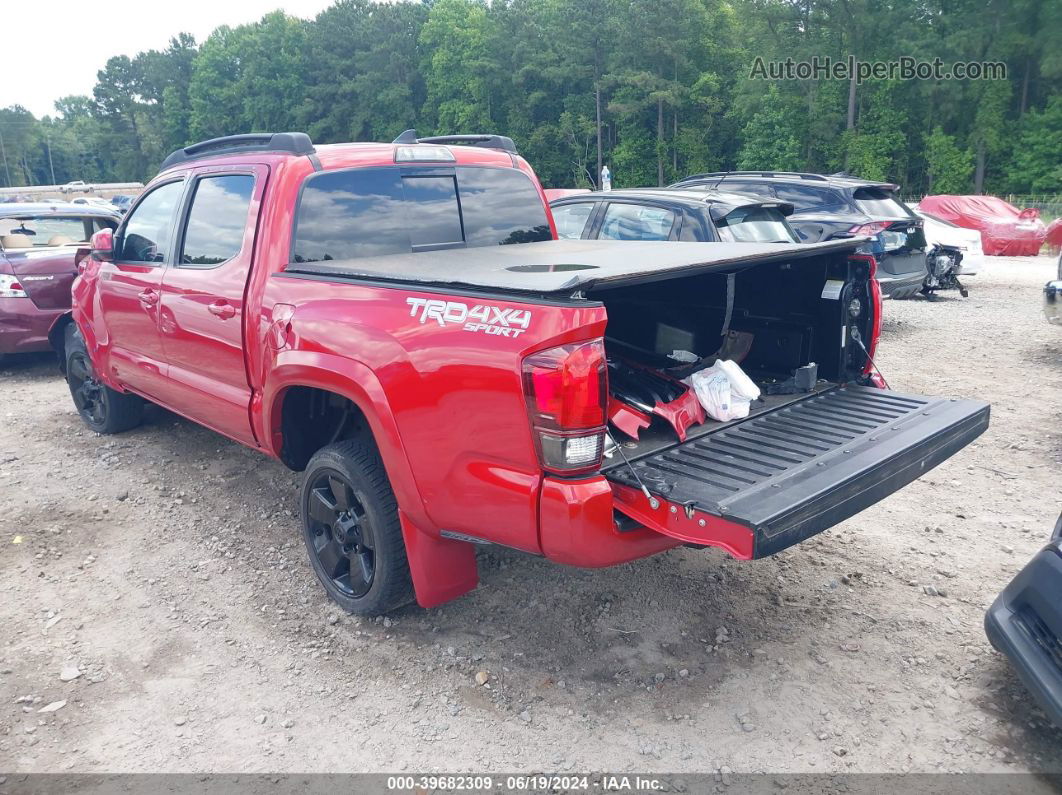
left=291, top=166, right=552, bottom=263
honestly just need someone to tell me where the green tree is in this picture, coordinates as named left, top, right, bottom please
left=924, top=128, right=974, bottom=194
left=736, top=85, right=803, bottom=171
left=1008, top=96, right=1062, bottom=193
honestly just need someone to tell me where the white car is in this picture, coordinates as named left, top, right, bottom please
left=60, top=180, right=94, bottom=194
left=913, top=206, right=982, bottom=276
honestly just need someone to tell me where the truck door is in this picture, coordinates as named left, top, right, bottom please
left=100, top=179, right=186, bottom=399
left=157, top=166, right=266, bottom=446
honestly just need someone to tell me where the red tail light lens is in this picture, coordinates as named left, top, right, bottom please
left=848, top=221, right=890, bottom=237
left=849, top=254, right=882, bottom=375
left=523, top=341, right=606, bottom=430
left=522, top=340, right=607, bottom=473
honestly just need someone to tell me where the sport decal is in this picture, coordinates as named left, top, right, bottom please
left=406, top=297, right=532, bottom=338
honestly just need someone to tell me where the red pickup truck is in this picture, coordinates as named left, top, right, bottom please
left=61, top=131, right=990, bottom=615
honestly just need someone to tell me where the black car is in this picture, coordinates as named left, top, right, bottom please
left=985, top=513, right=1062, bottom=727
left=549, top=187, right=799, bottom=244
left=669, top=171, right=928, bottom=299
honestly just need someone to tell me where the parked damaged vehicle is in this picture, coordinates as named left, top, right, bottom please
left=0, top=203, right=120, bottom=361
left=913, top=207, right=983, bottom=297
left=59, top=130, right=989, bottom=615
left=549, top=187, right=799, bottom=244
left=669, top=171, right=932, bottom=299
left=985, top=512, right=1062, bottom=728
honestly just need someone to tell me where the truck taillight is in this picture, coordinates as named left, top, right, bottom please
left=522, top=340, right=607, bottom=473
left=848, top=254, right=882, bottom=377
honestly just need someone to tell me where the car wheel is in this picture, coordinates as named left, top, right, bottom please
left=64, top=324, right=144, bottom=434
left=300, top=439, right=415, bottom=616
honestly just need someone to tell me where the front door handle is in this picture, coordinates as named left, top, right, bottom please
left=137, top=289, right=159, bottom=307
left=208, top=301, right=236, bottom=320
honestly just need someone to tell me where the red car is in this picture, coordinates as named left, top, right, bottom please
left=0, top=203, right=120, bottom=361
left=59, top=130, right=989, bottom=615
left=918, top=195, right=1047, bottom=256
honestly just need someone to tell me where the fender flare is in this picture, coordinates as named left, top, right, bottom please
left=262, top=351, right=478, bottom=609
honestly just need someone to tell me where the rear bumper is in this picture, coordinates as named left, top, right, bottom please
left=985, top=541, right=1062, bottom=728
left=877, top=267, right=927, bottom=299
left=0, top=296, right=61, bottom=354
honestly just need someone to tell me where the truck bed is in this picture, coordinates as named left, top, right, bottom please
left=284, top=238, right=861, bottom=296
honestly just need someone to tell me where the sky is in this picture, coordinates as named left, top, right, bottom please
left=4, top=0, right=336, bottom=118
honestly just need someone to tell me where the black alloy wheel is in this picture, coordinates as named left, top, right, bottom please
left=305, top=469, right=377, bottom=598
left=67, top=349, right=106, bottom=426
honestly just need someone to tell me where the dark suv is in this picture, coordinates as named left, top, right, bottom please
left=670, top=172, right=928, bottom=299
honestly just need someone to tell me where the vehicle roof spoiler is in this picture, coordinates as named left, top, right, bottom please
left=160, top=132, right=315, bottom=170
left=392, top=129, right=518, bottom=154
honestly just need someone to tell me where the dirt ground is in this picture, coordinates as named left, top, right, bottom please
left=1, top=255, right=1060, bottom=776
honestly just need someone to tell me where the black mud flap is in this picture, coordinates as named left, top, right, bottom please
left=608, top=386, right=989, bottom=558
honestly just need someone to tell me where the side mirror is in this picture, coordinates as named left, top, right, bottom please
left=90, top=228, right=114, bottom=262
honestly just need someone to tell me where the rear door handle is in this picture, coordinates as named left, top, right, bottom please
left=137, top=289, right=159, bottom=306
left=208, top=301, right=236, bottom=320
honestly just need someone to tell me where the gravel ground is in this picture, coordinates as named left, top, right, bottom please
left=1, top=255, right=1060, bottom=775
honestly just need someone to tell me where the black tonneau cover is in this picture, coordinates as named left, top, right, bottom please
left=285, top=238, right=862, bottom=296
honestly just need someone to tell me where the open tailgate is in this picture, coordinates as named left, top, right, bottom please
left=607, top=386, right=989, bottom=558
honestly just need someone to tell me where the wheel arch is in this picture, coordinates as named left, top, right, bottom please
left=263, top=352, right=478, bottom=609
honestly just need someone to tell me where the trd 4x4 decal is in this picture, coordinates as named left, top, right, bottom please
left=406, top=297, right=532, bottom=338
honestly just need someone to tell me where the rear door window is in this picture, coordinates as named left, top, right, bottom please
left=179, top=175, right=255, bottom=267
left=552, top=202, right=595, bottom=239
left=291, top=166, right=552, bottom=263
left=598, top=203, right=676, bottom=240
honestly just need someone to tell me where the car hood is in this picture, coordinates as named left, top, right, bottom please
left=3, top=245, right=79, bottom=310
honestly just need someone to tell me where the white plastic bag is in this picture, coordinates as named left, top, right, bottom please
left=688, top=359, right=760, bottom=421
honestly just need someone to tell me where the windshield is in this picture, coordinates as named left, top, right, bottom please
left=853, top=187, right=912, bottom=219
left=715, top=206, right=797, bottom=243
left=1, top=216, right=102, bottom=246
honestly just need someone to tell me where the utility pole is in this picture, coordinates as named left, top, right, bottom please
left=0, top=128, right=10, bottom=187
left=44, top=130, right=55, bottom=185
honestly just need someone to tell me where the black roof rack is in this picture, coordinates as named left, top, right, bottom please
left=160, top=132, right=315, bottom=170
left=391, top=129, right=518, bottom=154
left=677, top=170, right=830, bottom=183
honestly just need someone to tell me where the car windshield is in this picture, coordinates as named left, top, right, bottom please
left=853, top=187, right=912, bottom=219
left=715, top=206, right=797, bottom=243
left=1, top=216, right=95, bottom=245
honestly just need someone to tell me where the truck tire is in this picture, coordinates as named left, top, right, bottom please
left=64, top=324, right=144, bottom=434
left=300, top=439, right=415, bottom=616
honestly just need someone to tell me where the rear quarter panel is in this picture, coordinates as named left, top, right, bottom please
left=258, top=274, right=606, bottom=554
